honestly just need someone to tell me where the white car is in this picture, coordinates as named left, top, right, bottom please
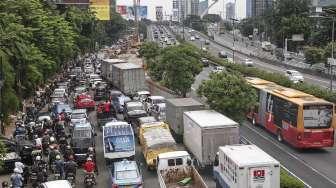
left=190, top=36, right=195, bottom=41
left=195, top=35, right=200, bottom=39
left=212, top=66, right=225, bottom=73
left=285, top=70, right=304, bottom=83
left=144, top=96, right=165, bottom=113
left=243, top=59, right=253, bottom=66
left=40, top=180, right=72, bottom=188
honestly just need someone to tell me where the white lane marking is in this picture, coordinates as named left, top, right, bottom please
left=243, top=124, right=336, bottom=186
left=241, top=136, right=312, bottom=188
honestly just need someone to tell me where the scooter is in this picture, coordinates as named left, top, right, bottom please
left=66, top=172, right=76, bottom=187
left=84, top=173, right=95, bottom=187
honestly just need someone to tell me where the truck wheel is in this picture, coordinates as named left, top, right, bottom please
left=277, top=130, right=283, bottom=142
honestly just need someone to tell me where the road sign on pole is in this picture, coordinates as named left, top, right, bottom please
left=328, top=58, right=336, bottom=66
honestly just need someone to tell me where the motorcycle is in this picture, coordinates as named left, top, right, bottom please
left=84, top=173, right=95, bottom=187
left=54, top=169, right=61, bottom=180
left=31, top=171, right=38, bottom=188
left=66, top=172, right=76, bottom=187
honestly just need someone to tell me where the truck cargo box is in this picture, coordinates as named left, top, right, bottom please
left=214, top=145, right=280, bottom=188
left=166, top=98, right=204, bottom=142
left=101, top=59, right=126, bottom=82
left=111, top=63, right=147, bottom=95
left=183, top=110, right=239, bottom=167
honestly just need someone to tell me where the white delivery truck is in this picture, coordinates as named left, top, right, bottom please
left=183, top=110, right=240, bottom=167
left=157, top=151, right=208, bottom=188
left=166, top=98, right=204, bottom=143
left=213, top=145, right=280, bottom=188
left=101, top=59, right=126, bottom=81
left=111, top=63, right=147, bottom=96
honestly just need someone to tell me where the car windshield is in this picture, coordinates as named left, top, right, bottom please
left=291, top=72, right=301, bottom=76
left=153, top=99, right=165, bottom=104
left=71, top=113, right=86, bottom=119
left=116, top=169, right=138, bottom=180
left=128, top=105, right=143, bottom=112
left=73, top=129, right=91, bottom=138
left=303, top=105, right=333, bottom=129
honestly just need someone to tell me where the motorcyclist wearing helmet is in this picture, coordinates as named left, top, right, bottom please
left=64, top=145, right=74, bottom=161
left=48, top=145, right=60, bottom=170
left=10, top=168, right=24, bottom=188
left=83, top=157, right=96, bottom=184
left=64, top=155, right=78, bottom=179
left=55, top=155, right=65, bottom=179
left=86, top=147, right=98, bottom=174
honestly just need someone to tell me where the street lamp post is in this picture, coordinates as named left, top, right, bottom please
left=330, top=17, right=335, bottom=91
left=230, top=18, right=238, bottom=63
left=0, top=56, right=4, bottom=134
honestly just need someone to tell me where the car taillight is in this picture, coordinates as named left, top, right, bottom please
left=112, top=184, right=118, bottom=188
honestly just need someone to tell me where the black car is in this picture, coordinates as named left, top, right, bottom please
left=201, top=58, right=210, bottom=67
left=94, top=85, right=107, bottom=101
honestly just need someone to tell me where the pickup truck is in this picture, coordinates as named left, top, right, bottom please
left=157, top=151, right=208, bottom=188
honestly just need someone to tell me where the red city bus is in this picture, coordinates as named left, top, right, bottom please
left=246, top=77, right=335, bottom=149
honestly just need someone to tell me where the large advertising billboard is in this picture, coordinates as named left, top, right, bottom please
left=156, top=6, right=163, bottom=21
left=89, top=0, right=110, bottom=20
left=118, top=5, right=147, bottom=20
left=117, top=5, right=127, bottom=16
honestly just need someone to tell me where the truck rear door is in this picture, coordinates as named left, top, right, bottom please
left=248, top=167, right=271, bottom=188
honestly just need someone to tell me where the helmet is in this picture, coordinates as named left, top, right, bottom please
left=66, top=145, right=71, bottom=149
left=34, top=135, right=38, bottom=139
left=87, top=157, right=92, bottom=161
left=14, top=168, right=20, bottom=173
left=49, top=145, right=55, bottom=150
left=36, top=156, right=41, bottom=161
left=56, top=155, right=61, bottom=160
left=50, top=136, right=55, bottom=142
left=88, top=147, right=94, bottom=152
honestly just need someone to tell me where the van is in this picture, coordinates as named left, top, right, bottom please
left=40, top=180, right=72, bottom=188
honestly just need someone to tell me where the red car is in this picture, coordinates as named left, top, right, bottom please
left=75, top=94, right=92, bottom=102
left=75, top=98, right=95, bottom=110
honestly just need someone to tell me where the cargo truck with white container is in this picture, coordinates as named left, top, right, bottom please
left=101, top=59, right=126, bottom=81
left=183, top=110, right=240, bottom=168
left=213, top=145, right=280, bottom=188
left=157, top=151, right=208, bottom=188
left=166, top=98, right=204, bottom=143
left=111, top=63, right=147, bottom=96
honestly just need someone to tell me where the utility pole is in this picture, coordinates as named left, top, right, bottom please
left=230, top=18, right=238, bottom=63
left=331, top=17, right=335, bottom=91
left=133, top=0, right=140, bottom=44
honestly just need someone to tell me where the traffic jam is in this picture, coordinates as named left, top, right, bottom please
left=1, top=43, right=282, bottom=188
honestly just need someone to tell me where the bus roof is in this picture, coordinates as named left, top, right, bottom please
left=246, top=77, right=332, bottom=106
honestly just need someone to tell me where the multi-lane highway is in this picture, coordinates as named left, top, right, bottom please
left=148, top=24, right=336, bottom=188
left=176, top=26, right=336, bottom=91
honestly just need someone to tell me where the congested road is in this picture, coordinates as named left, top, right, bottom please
left=148, top=24, right=336, bottom=188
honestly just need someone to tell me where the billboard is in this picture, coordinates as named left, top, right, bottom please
left=125, top=6, right=148, bottom=20
left=117, top=5, right=127, bottom=16
left=89, top=0, right=110, bottom=20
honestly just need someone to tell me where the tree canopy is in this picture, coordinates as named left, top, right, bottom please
left=197, top=72, right=257, bottom=121
left=0, top=0, right=125, bottom=121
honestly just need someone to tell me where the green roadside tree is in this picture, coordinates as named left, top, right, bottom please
left=197, top=72, right=257, bottom=121
left=160, top=45, right=202, bottom=97
left=203, top=14, right=221, bottom=23
left=304, top=46, right=326, bottom=65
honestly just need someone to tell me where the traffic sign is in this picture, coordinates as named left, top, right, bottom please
left=328, top=58, right=336, bottom=66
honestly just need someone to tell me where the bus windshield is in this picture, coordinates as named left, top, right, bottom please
left=303, top=105, right=333, bottom=129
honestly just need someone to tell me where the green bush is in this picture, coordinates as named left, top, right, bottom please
left=204, top=53, right=336, bottom=103
left=280, top=169, right=305, bottom=188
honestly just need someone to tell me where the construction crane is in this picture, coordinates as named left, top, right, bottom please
left=200, top=0, right=219, bottom=19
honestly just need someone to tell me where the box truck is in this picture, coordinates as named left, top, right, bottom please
left=166, top=98, right=204, bottom=143
left=111, top=63, right=147, bottom=96
left=183, top=110, right=239, bottom=167
left=101, top=59, right=126, bottom=81
left=213, top=145, right=280, bottom=188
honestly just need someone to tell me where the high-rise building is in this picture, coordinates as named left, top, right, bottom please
left=251, top=0, right=274, bottom=17
left=172, top=0, right=180, bottom=21
left=190, top=0, right=200, bottom=16
left=198, top=0, right=208, bottom=16
left=311, top=0, right=336, bottom=7
left=246, top=0, right=252, bottom=17
left=226, top=2, right=235, bottom=20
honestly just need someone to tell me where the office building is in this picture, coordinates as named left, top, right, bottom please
left=311, top=0, right=336, bottom=7
left=246, top=0, right=252, bottom=17
left=252, top=0, right=274, bottom=17
left=199, top=0, right=208, bottom=16
left=226, top=2, right=235, bottom=20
